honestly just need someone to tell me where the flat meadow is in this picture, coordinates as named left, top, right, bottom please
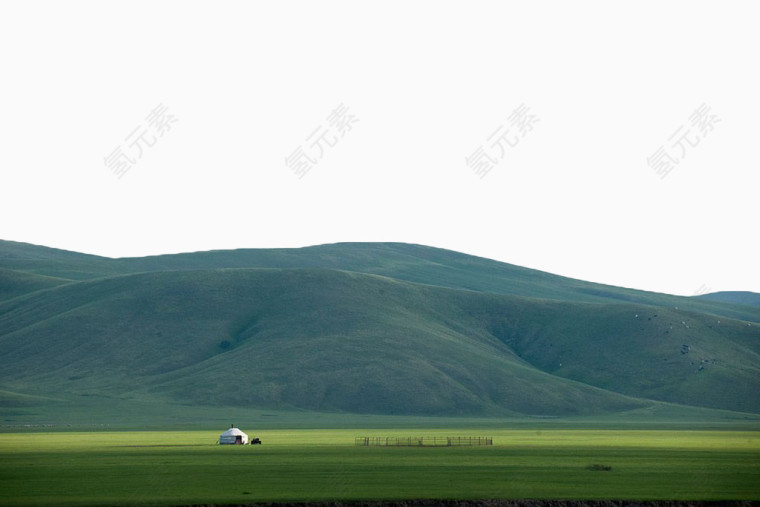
left=0, top=429, right=758, bottom=505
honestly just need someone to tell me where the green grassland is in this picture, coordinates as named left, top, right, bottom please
left=1, top=429, right=758, bottom=505
left=1, top=240, right=759, bottom=505
left=4, top=396, right=760, bottom=433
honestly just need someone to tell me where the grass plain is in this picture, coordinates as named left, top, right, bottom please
left=2, top=241, right=759, bottom=505
left=1, top=428, right=758, bottom=506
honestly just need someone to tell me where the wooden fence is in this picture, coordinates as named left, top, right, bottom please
left=355, top=436, right=492, bottom=447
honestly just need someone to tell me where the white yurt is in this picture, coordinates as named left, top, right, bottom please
left=219, top=426, right=249, bottom=445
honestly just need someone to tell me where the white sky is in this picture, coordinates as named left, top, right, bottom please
left=1, top=1, right=758, bottom=296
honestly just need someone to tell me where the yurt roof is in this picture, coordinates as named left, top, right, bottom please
left=220, top=427, right=248, bottom=437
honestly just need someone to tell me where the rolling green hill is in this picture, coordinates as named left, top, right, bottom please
left=0, top=264, right=758, bottom=420
left=0, top=240, right=121, bottom=281
left=698, top=291, right=760, bottom=307
left=0, top=268, right=71, bottom=302
left=0, top=240, right=758, bottom=423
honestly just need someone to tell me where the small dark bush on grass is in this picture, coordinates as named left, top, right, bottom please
left=586, top=464, right=612, bottom=471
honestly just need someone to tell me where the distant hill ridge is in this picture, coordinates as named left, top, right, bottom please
left=1, top=239, right=758, bottom=321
